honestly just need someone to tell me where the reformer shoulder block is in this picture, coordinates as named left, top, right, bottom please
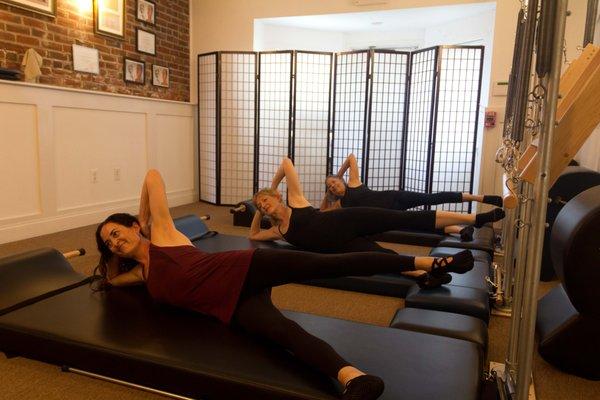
left=173, top=214, right=210, bottom=241
left=0, top=248, right=88, bottom=315
left=0, top=284, right=483, bottom=399
left=437, top=225, right=496, bottom=257
left=405, top=284, right=490, bottom=323
left=447, top=261, right=491, bottom=293
left=429, top=247, right=492, bottom=265
left=390, top=308, right=488, bottom=354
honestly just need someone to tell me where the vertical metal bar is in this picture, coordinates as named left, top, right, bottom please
left=216, top=52, right=222, bottom=205
left=197, top=54, right=201, bottom=202
left=505, top=181, right=533, bottom=384
left=400, top=53, right=412, bottom=191
left=426, top=47, right=441, bottom=201
left=362, top=50, right=373, bottom=185
left=468, top=46, right=485, bottom=213
left=254, top=53, right=261, bottom=194
left=289, top=51, right=296, bottom=160
left=329, top=53, right=338, bottom=176
left=584, top=0, right=599, bottom=46
left=326, top=52, right=333, bottom=176
left=499, top=206, right=517, bottom=306
left=515, top=2, right=568, bottom=398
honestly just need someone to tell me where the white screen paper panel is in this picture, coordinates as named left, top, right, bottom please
left=404, top=48, right=437, bottom=199
left=294, top=52, right=332, bottom=206
left=332, top=51, right=369, bottom=180
left=220, top=52, right=256, bottom=205
left=258, top=52, right=292, bottom=194
left=431, top=47, right=483, bottom=213
left=198, top=54, right=217, bottom=203
left=367, top=51, right=409, bottom=191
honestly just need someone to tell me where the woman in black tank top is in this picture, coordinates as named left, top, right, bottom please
left=249, top=157, right=505, bottom=287
left=321, top=154, right=504, bottom=241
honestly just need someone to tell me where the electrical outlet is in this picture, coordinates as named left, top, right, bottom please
left=90, top=169, right=98, bottom=184
left=114, top=168, right=121, bottom=181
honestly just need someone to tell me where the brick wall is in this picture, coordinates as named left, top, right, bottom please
left=0, top=0, right=189, bottom=101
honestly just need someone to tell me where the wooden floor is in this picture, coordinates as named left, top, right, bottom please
left=0, top=202, right=598, bottom=400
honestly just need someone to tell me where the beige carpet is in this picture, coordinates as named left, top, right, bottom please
left=0, top=202, right=598, bottom=399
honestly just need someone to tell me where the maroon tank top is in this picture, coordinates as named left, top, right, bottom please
left=146, top=243, right=255, bottom=324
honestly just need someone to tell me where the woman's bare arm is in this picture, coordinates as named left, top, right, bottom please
left=107, top=264, right=145, bottom=286
left=143, top=170, right=191, bottom=246
left=338, top=154, right=362, bottom=187
left=248, top=210, right=283, bottom=241
left=271, top=158, right=311, bottom=208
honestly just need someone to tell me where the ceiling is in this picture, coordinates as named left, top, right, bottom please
left=256, top=2, right=496, bottom=32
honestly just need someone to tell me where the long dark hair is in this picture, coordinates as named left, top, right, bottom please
left=325, top=175, right=347, bottom=202
left=92, top=213, right=142, bottom=290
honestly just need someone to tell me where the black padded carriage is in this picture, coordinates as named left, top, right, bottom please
left=0, top=248, right=483, bottom=399
left=370, top=224, right=496, bottom=256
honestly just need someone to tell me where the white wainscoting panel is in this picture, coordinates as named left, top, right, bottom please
left=0, top=102, right=41, bottom=221
left=0, top=81, right=196, bottom=245
left=155, top=113, right=195, bottom=193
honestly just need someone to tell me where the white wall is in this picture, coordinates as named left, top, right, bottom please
left=343, top=28, right=424, bottom=50
left=254, top=23, right=345, bottom=51
left=0, top=81, right=196, bottom=245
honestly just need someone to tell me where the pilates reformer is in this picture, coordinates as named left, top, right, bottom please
left=0, top=216, right=486, bottom=400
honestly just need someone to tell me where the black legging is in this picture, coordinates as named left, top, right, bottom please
left=392, top=191, right=462, bottom=210
left=284, top=207, right=437, bottom=253
left=232, top=248, right=415, bottom=378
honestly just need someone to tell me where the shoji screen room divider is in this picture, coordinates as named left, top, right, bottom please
left=198, top=46, right=483, bottom=211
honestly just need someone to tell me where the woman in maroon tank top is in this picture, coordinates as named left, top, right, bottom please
left=94, top=169, right=475, bottom=400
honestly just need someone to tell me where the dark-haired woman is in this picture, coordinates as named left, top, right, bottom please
left=96, top=169, right=475, bottom=400
left=321, top=154, right=503, bottom=241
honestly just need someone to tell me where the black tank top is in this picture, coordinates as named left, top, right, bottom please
left=340, top=184, right=396, bottom=209
left=280, top=206, right=340, bottom=252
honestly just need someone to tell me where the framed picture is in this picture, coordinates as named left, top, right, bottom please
left=124, top=58, right=145, bottom=84
left=0, top=0, right=56, bottom=17
left=152, top=65, right=169, bottom=88
left=72, top=44, right=100, bottom=74
left=94, top=0, right=125, bottom=39
left=136, top=0, right=155, bottom=25
left=136, top=28, right=156, bottom=56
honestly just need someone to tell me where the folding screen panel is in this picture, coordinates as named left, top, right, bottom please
left=366, top=50, right=410, bottom=190
left=430, top=46, right=483, bottom=212
left=403, top=48, right=437, bottom=199
left=331, top=51, right=370, bottom=179
left=219, top=52, right=257, bottom=205
left=198, top=53, right=218, bottom=203
left=257, top=51, right=293, bottom=193
left=293, top=51, right=333, bottom=206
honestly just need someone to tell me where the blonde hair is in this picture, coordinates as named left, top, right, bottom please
left=252, top=188, right=283, bottom=226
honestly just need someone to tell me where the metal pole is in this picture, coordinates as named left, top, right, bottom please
left=498, top=207, right=517, bottom=309
left=515, top=1, right=568, bottom=398
left=584, top=0, right=599, bottom=46
left=505, top=181, right=533, bottom=385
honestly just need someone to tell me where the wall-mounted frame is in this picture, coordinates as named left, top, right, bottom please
left=152, top=65, right=169, bottom=87
left=124, top=58, right=145, bottom=84
left=136, top=28, right=156, bottom=55
left=94, top=0, right=125, bottom=39
left=72, top=44, right=100, bottom=74
left=136, top=0, right=155, bottom=25
left=0, top=0, right=56, bottom=17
